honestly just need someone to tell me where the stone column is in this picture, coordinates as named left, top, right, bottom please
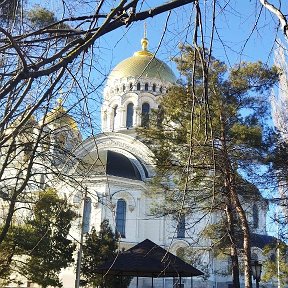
left=134, top=105, right=141, bottom=127
left=119, top=106, right=126, bottom=128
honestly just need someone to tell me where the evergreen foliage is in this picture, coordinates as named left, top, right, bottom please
left=140, top=45, right=278, bottom=215
left=0, top=188, right=76, bottom=287
left=268, top=42, right=288, bottom=243
left=138, top=45, right=279, bottom=287
left=27, top=6, right=58, bottom=28
left=82, top=220, right=131, bottom=288
left=27, top=6, right=72, bottom=31
left=262, top=242, right=288, bottom=286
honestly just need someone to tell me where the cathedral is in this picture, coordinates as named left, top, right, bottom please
left=56, top=36, right=275, bottom=288
left=3, top=35, right=278, bottom=288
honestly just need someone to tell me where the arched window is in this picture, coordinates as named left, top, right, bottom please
left=177, top=215, right=185, bottom=238
left=129, top=83, right=133, bottom=90
left=253, top=204, right=259, bottom=229
left=159, top=86, right=163, bottom=93
left=152, top=83, right=156, bottom=92
left=141, top=103, right=150, bottom=127
left=116, top=87, right=119, bottom=92
left=144, top=83, right=149, bottom=91
left=116, top=199, right=126, bottom=237
left=137, top=82, right=141, bottom=90
left=123, top=84, right=126, bottom=91
left=113, top=105, right=118, bottom=130
left=126, top=103, right=134, bottom=128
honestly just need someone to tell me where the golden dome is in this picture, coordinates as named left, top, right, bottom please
left=9, top=107, right=39, bottom=131
left=44, top=99, right=78, bottom=131
left=107, top=38, right=176, bottom=84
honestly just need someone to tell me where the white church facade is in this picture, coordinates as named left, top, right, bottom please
left=2, top=36, right=279, bottom=288
left=58, top=37, right=276, bottom=288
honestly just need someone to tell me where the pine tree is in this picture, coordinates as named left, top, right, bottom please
left=270, top=42, right=288, bottom=234
left=138, top=45, right=278, bottom=288
left=82, top=220, right=131, bottom=288
left=0, top=188, right=76, bottom=287
left=262, top=242, right=288, bottom=286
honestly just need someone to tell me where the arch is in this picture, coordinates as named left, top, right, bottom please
left=121, top=92, right=138, bottom=106
left=129, top=82, right=133, bottom=90
left=122, top=84, right=126, bottom=91
left=159, top=86, right=163, bottom=93
left=116, top=198, right=126, bottom=238
left=253, top=204, right=259, bottom=229
left=141, top=102, right=150, bottom=128
left=137, top=82, right=141, bottom=90
left=112, top=191, right=136, bottom=212
left=73, top=133, right=155, bottom=178
left=23, top=142, right=33, bottom=159
left=106, top=150, right=142, bottom=180
left=152, top=83, right=156, bottom=92
left=144, top=83, right=149, bottom=91
left=126, top=103, right=134, bottom=128
left=170, top=239, right=189, bottom=256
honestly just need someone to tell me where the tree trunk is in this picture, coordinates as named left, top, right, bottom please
left=225, top=203, right=240, bottom=288
left=220, top=112, right=252, bottom=288
left=229, top=173, right=252, bottom=288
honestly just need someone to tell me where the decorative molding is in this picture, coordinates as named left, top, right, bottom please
left=104, top=76, right=172, bottom=100
left=74, top=133, right=155, bottom=178
left=169, top=239, right=190, bottom=254
left=112, top=191, right=136, bottom=212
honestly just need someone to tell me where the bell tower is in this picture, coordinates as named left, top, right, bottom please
left=101, top=33, right=176, bottom=135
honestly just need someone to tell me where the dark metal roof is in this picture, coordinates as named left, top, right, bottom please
left=251, top=233, right=278, bottom=249
left=106, top=150, right=142, bottom=180
left=236, top=233, right=277, bottom=249
left=95, top=239, right=204, bottom=277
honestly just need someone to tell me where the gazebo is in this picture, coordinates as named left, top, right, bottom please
left=96, top=239, right=204, bottom=287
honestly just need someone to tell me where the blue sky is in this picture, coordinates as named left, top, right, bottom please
left=99, top=1, right=287, bottom=76
left=37, top=0, right=288, bottom=80
left=38, top=1, right=287, bottom=98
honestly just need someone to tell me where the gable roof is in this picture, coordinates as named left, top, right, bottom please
left=95, top=239, right=203, bottom=278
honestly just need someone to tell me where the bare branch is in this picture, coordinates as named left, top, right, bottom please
left=259, top=0, right=288, bottom=38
